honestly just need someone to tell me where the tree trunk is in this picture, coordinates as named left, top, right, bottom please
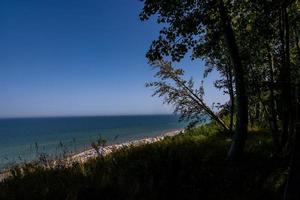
left=172, top=75, right=229, bottom=131
left=228, top=69, right=235, bottom=134
left=268, top=53, right=280, bottom=151
left=256, top=103, right=261, bottom=123
left=279, top=6, right=292, bottom=149
left=225, top=63, right=235, bottom=134
left=218, top=0, right=248, bottom=161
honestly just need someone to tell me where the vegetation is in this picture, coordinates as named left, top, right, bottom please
left=0, top=0, right=299, bottom=199
left=140, top=0, right=299, bottom=198
left=0, top=124, right=287, bottom=200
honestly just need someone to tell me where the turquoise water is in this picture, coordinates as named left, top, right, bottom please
left=0, top=115, right=186, bottom=170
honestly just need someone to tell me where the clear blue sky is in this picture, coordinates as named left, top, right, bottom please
left=0, top=0, right=226, bottom=118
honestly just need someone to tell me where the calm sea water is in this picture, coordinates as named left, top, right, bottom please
left=0, top=115, right=186, bottom=170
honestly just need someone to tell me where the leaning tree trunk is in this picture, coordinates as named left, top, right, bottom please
left=172, top=75, right=229, bottom=131
left=218, top=0, right=248, bottom=161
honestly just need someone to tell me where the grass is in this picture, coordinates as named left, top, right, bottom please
left=0, top=123, right=287, bottom=200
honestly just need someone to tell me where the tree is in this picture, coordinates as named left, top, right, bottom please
left=147, top=60, right=229, bottom=131
left=217, top=0, right=248, bottom=160
left=140, top=0, right=300, bottom=195
left=140, top=0, right=248, bottom=160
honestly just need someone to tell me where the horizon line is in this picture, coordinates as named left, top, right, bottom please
left=0, top=113, right=178, bottom=120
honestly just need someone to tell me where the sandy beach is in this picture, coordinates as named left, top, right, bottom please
left=70, top=129, right=183, bottom=163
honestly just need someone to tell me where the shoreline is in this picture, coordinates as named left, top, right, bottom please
left=0, top=128, right=184, bottom=182
left=70, top=128, right=183, bottom=163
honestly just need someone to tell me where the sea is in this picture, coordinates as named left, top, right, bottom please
left=0, top=115, right=187, bottom=170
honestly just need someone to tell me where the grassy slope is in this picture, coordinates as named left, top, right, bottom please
left=0, top=124, right=287, bottom=200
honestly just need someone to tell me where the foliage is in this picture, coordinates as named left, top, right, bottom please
left=140, top=0, right=300, bottom=170
left=146, top=60, right=228, bottom=130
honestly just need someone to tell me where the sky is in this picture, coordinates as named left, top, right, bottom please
left=0, top=0, right=227, bottom=118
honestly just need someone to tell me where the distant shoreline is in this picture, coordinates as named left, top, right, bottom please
left=0, top=114, right=186, bottom=171
left=0, top=128, right=184, bottom=182
left=70, top=128, right=184, bottom=163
